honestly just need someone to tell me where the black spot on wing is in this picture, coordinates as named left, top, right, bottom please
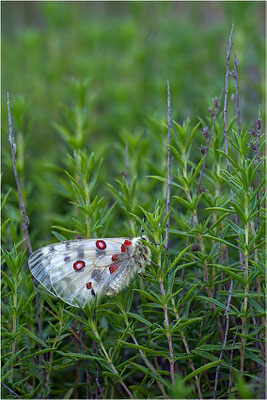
left=77, top=248, right=85, bottom=259
left=96, top=249, right=106, bottom=257
left=91, top=269, right=101, bottom=280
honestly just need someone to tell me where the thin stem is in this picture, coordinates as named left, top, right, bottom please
left=240, top=250, right=249, bottom=374
left=7, top=92, right=45, bottom=379
left=184, top=187, right=225, bottom=342
left=83, top=174, right=91, bottom=238
left=97, top=338, right=134, bottom=398
left=43, top=304, right=89, bottom=350
left=223, top=23, right=234, bottom=177
left=256, top=105, right=262, bottom=232
left=173, top=305, right=202, bottom=399
left=198, top=90, right=224, bottom=193
left=159, top=277, right=175, bottom=386
left=229, top=330, right=238, bottom=398
left=181, top=214, right=194, bottom=304
left=165, top=80, right=172, bottom=260
left=125, top=141, right=130, bottom=185
left=223, top=28, right=244, bottom=270
left=79, top=324, right=93, bottom=399
left=93, top=341, right=105, bottom=399
left=123, top=312, right=168, bottom=398
left=45, top=310, right=64, bottom=389
left=7, top=93, right=32, bottom=254
left=10, top=283, right=17, bottom=383
left=232, top=51, right=242, bottom=136
left=2, top=383, right=22, bottom=399
left=240, top=193, right=250, bottom=375
left=213, top=277, right=233, bottom=398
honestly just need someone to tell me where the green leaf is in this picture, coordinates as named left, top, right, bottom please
left=173, top=196, right=192, bottom=210
left=147, top=175, right=183, bottom=190
left=1, top=188, right=12, bottom=211
left=197, top=296, right=227, bottom=311
left=118, top=341, right=165, bottom=356
left=166, top=245, right=193, bottom=273
left=51, top=225, right=81, bottom=235
left=127, top=312, right=153, bottom=327
left=201, top=234, right=240, bottom=250
left=210, top=264, right=245, bottom=284
left=245, top=348, right=265, bottom=367
left=198, top=332, right=214, bottom=346
left=22, top=328, right=49, bottom=347
left=216, top=150, right=240, bottom=170
left=1, top=218, right=10, bottom=231
left=189, top=155, right=206, bottom=185
left=183, top=360, right=221, bottom=382
left=175, top=317, right=203, bottom=331
left=2, top=347, right=27, bottom=373
left=56, top=351, right=103, bottom=362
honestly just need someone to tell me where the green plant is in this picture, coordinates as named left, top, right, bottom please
left=2, top=6, right=265, bottom=399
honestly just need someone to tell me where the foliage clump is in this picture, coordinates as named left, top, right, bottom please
left=2, top=3, right=265, bottom=399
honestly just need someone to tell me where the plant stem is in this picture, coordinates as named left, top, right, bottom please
left=198, top=89, right=224, bottom=193
left=173, top=305, right=203, bottom=399
left=229, top=330, right=238, bottom=398
left=123, top=312, right=168, bottom=398
left=256, top=105, right=262, bottom=232
left=159, top=277, right=175, bottom=386
left=7, top=92, right=45, bottom=380
left=2, top=383, right=22, bottom=399
left=45, top=310, right=64, bottom=389
left=84, top=176, right=91, bottom=238
left=96, top=333, right=134, bottom=399
left=166, top=80, right=172, bottom=260
left=213, top=277, right=233, bottom=398
left=10, top=284, right=18, bottom=384
left=223, top=23, right=234, bottom=177
left=240, top=194, right=249, bottom=375
left=184, top=185, right=225, bottom=342
left=232, top=51, right=242, bottom=136
left=7, top=92, right=32, bottom=254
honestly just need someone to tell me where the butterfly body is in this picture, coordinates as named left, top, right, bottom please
left=28, top=237, right=151, bottom=307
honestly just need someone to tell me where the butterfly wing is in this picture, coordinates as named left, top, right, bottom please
left=28, top=238, right=129, bottom=307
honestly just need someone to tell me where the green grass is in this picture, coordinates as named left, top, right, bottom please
left=1, top=2, right=265, bottom=399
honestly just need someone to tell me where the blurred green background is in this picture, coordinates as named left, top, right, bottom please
left=2, top=1, right=265, bottom=135
left=2, top=1, right=265, bottom=240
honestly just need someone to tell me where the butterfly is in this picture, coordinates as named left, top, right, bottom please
left=28, top=236, right=151, bottom=308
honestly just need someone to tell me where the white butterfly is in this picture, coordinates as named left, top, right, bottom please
left=28, top=237, right=151, bottom=307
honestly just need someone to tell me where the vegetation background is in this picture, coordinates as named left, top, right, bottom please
left=2, top=2, right=265, bottom=399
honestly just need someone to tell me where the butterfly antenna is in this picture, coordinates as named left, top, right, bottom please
left=151, top=260, right=167, bottom=273
left=140, top=214, right=146, bottom=238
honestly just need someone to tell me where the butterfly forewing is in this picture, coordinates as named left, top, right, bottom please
left=28, top=238, right=132, bottom=307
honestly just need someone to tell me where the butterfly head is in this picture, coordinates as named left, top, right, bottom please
left=132, top=236, right=151, bottom=269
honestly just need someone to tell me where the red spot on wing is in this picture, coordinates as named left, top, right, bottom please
left=112, top=254, right=119, bottom=261
left=121, top=244, right=126, bottom=253
left=124, top=240, right=132, bottom=246
left=96, top=240, right=106, bottom=250
left=109, top=264, right=119, bottom=274
left=86, top=282, right=92, bottom=289
left=91, top=289, right=96, bottom=296
left=73, top=260, right=85, bottom=271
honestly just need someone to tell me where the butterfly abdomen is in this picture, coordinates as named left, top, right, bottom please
left=104, top=237, right=151, bottom=296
